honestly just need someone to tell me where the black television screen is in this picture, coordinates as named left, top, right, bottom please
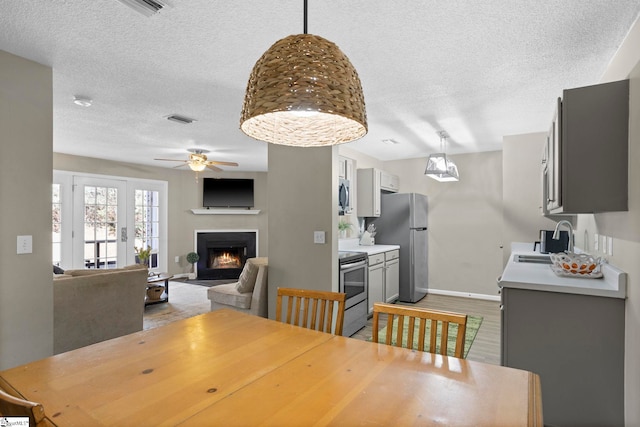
left=203, top=178, right=254, bottom=208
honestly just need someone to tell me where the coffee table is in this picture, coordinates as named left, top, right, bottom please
left=145, top=273, right=173, bottom=305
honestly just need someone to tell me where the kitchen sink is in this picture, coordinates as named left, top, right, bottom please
left=513, top=254, right=552, bottom=264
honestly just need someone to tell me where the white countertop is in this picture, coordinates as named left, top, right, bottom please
left=500, top=242, right=627, bottom=299
left=338, top=238, right=400, bottom=255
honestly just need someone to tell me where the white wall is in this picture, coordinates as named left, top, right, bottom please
left=0, top=51, right=53, bottom=368
left=502, top=132, right=560, bottom=264
left=382, top=152, right=504, bottom=299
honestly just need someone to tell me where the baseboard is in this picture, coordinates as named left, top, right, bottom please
left=428, top=288, right=501, bottom=302
left=171, top=273, right=190, bottom=279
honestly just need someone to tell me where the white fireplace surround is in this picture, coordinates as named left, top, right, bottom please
left=193, top=229, right=259, bottom=278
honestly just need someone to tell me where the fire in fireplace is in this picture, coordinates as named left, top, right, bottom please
left=209, top=249, right=243, bottom=269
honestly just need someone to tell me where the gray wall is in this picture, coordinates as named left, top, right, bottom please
left=0, top=51, right=53, bottom=368
left=266, top=144, right=339, bottom=319
left=579, top=19, right=640, bottom=424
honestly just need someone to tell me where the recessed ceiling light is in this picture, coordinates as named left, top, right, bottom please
left=73, top=96, right=92, bottom=107
left=382, top=139, right=399, bottom=145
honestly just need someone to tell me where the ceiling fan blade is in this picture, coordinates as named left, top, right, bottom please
left=207, top=161, right=239, bottom=167
left=172, top=164, right=188, bottom=169
left=154, top=158, right=188, bottom=163
left=206, top=164, right=223, bottom=172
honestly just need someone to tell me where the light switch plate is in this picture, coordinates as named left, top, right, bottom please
left=608, top=237, right=613, bottom=256
left=594, top=233, right=599, bottom=251
left=313, top=231, right=325, bottom=244
left=17, top=235, right=33, bottom=254
left=602, top=235, right=608, bottom=255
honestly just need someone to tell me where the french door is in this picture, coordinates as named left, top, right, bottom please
left=72, top=176, right=127, bottom=269
left=54, top=171, right=168, bottom=271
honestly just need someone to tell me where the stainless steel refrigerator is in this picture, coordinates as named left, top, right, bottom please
left=367, top=193, right=428, bottom=302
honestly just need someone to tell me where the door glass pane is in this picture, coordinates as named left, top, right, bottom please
left=84, top=185, right=118, bottom=269
left=134, top=189, right=159, bottom=269
left=52, top=184, right=62, bottom=266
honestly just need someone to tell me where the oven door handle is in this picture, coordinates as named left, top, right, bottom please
left=340, top=260, right=367, bottom=269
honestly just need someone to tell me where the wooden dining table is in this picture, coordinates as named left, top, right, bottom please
left=0, top=309, right=542, bottom=426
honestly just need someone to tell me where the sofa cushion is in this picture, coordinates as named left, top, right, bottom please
left=235, top=257, right=268, bottom=293
left=236, top=263, right=258, bottom=293
left=209, top=283, right=252, bottom=309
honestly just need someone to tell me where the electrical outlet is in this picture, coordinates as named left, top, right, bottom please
left=175, top=256, right=180, bottom=263
left=313, top=231, right=325, bottom=244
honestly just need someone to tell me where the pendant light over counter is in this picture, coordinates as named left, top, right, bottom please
left=240, top=0, right=367, bottom=147
left=424, top=131, right=459, bottom=182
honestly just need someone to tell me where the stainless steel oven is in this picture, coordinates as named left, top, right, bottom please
left=338, top=251, right=368, bottom=336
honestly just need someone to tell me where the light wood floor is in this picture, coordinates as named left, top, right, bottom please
left=144, top=281, right=501, bottom=365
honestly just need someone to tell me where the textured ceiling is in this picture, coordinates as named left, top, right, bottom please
left=1, top=1, right=639, bottom=172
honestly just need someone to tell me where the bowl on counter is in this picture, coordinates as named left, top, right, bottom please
left=549, top=252, right=603, bottom=278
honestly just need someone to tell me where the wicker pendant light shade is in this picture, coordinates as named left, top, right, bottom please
left=240, top=34, right=367, bottom=147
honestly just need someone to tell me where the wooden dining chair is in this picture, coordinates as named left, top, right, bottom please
left=372, top=302, right=468, bottom=358
left=0, top=384, right=48, bottom=426
left=276, top=287, right=347, bottom=335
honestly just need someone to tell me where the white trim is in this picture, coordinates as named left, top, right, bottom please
left=190, top=208, right=260, bottom=215
left=427, top=288, right=501, bottom=302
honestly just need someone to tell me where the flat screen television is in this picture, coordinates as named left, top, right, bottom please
left=203, top=178, right=254, bottom=208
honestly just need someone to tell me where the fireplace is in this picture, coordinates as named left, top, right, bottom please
left=195, top=231, right=257, bottom=280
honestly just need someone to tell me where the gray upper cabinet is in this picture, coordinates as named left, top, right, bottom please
left=544, top=79, right=629, bottom=214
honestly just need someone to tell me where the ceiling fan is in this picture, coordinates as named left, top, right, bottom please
left=154, top=149, right=238, bottom=172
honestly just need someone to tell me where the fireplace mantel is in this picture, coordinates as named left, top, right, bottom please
left=191, top=208, right=260, bottom=215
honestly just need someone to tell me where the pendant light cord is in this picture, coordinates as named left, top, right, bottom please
left=303, top=0, right=308, bottom=34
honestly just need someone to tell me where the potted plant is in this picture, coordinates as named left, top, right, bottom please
left=338, top=220, right=352, bottom=239
left=135, top=245, right=152, bottom=267
left=186, top=251, right=200, bottom=280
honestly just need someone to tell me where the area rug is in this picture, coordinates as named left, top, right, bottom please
left=373, top=315, right=483, bottom=358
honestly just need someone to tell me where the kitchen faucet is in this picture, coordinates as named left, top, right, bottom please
left=553, top=220, right=574, bottom=253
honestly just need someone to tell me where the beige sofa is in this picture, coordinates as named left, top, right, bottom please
left=208, top=257, right=268, bottom=317
left=53, top=264, right=148, bottom=354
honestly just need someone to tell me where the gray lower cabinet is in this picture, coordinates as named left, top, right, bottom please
left=501, top=287, right=625, bottom=427
left=367, top=250, right=400, bottom=315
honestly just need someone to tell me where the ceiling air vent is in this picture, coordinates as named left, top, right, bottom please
left=166, top=114, right=196, bottom=125
left=116, top=0, right=169, bottom=17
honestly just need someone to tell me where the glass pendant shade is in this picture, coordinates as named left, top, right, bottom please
left=240, top=34, right=367, bottom=147
left=188, top=162, right=207, bottom=172
left=424, top=153, right=460, bottom=182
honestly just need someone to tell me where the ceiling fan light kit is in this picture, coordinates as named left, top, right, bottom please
left=154, top=149, right=238, bottom=176
left=425, top=131, right=460, bottom=182
left=240, top=1, right=367, bottom=147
